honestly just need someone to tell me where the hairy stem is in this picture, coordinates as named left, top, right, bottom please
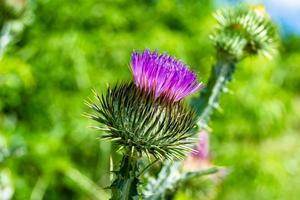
left=110, top=150, right=140, bottom=200
left=193, top=57, right=236, bottom=129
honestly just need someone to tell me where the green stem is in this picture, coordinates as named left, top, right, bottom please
left=193, top=57, right=236, bottom=129
left=110, top=150, right=140, bottom=200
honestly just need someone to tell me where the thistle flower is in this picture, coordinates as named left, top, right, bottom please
left=88, top=50, right=203, bottom=160
left=131, top=50, right=203, bottom=102
left=211, top=6, right=278, bottom=59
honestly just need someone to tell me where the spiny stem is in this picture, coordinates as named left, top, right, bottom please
left=110, top=148, right=140, bottom=200
left=193, top=57, right=236, bottom=129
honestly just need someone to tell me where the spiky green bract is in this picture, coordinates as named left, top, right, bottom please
left=211, top=6, right=277, bottom=59
left=88, top=82, right=196, bottom=161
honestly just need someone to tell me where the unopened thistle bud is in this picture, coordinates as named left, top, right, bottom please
left=211, top=6, right=277, bottom=59
left=88, top=50, right=203, bottom=161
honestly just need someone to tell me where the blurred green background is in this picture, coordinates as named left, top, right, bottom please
left=1, top=0, right=299, bottom=199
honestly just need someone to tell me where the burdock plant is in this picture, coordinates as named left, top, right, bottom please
left=87, top=50, right=203, bottom=199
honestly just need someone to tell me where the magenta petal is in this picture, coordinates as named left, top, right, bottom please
left=130, top=49, right=203, bottom=101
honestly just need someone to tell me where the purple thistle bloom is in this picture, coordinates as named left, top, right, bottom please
left=131, top=49, right=203, bottom=102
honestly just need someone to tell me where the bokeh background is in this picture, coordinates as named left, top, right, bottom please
left=1, top=0, right=299, bottom=199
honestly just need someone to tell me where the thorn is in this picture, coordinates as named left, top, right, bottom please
left=131, top=146, right=135, bottom=155
left=212, top=103, right=223, bottom=113
left=96, top=136, right=102, bottom=140
left=108, top=137, right=122, bottom=142
left=101, top=136, right=115, bottom=141
left=217, top=106, right=224, bottom=113
left=110, top=156, right=114, bottom=182
left=206, top=126, right=212, bottom=132
left=222, top=87, right=233, bottom=94
left=88, top=126, right=109, bottom=131
left=200, top=124, right=212, bottom=132
left=84, top=99, right=93, bottom=108
left=222, top=87, right=229, bottom=93
left=212, top=103, right=219, bottom=109
left=91, top=88, right=97, bottom=95
left=118, top=146, right=124, bottom=151
left=144, top=149, right=151, bottom=162
left=81, top=112, right=93, bottom=119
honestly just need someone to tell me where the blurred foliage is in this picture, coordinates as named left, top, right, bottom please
left=0, top=0, right=299, bottom=199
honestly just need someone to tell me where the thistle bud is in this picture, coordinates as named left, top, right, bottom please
left=211, top=6, right=278, bottom=59
left=88, top=50, right=203, bottom=160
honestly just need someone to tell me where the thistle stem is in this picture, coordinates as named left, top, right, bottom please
left=194, top=57, right=236, bottom=129
left=110, top=149, right=140, bottom=200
